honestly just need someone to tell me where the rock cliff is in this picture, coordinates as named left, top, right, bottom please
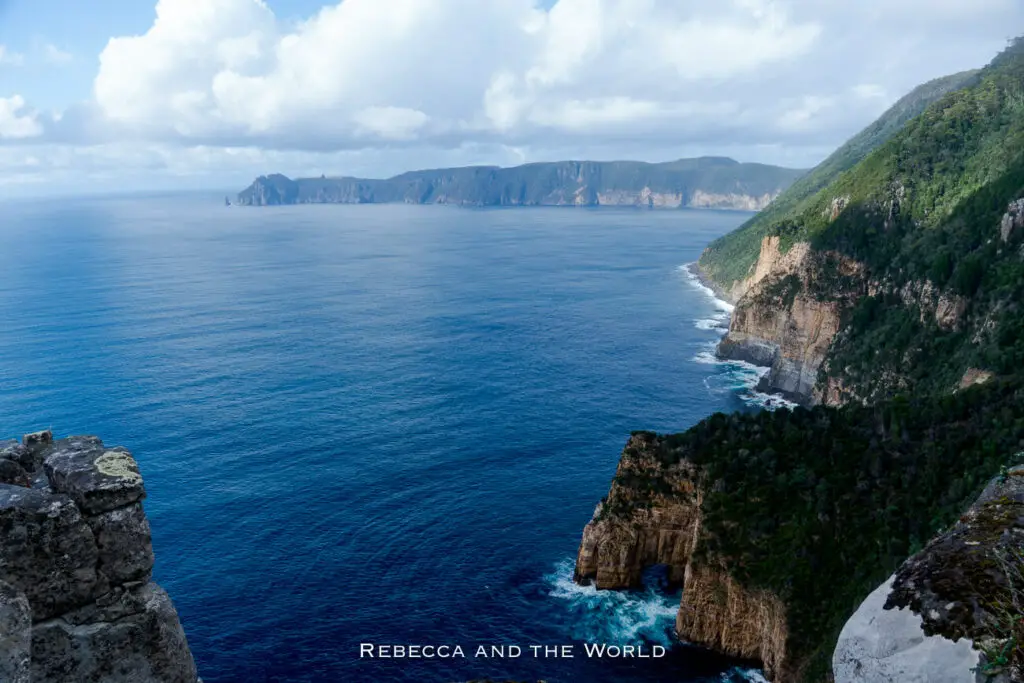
left=235, top=158, right=805, bottom=210
left=833, top=466, right=1024, bottom=682
left=713, top=235, right=864, bottom=404
left=0, top=430, right=199, bottom=683
left=574, top=433, right=791, bottom=680
left=575, top=385, right=1024, bottom=682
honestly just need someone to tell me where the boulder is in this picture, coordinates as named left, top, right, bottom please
left=43, top=438, right=145, bottom=515
left=832, top=575, right=979, bottom=683
left=834, top=465, right=1024, bottom=682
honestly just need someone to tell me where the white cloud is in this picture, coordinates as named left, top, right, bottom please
left=0, top=96, right=43, bottom=139
left=0, top=46, right=25, bottom=66
left=91, top=0, right=822, bottom=146
left=0, top=0, right=1018, bottom=190
left=43, top=44, right=74, bottom=66
left=852, top=84, right=887, bottom=100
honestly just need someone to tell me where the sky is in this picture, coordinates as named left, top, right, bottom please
left=0, top=0, right=1019, bottom=195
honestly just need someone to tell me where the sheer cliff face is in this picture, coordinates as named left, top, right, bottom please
left=236, top=159, right=803, bottom=209
left=714, top=223, right=987, bottom=405
left=0, top=431, right=199, bottom=683
left=574, top=433, right=790, bottom=680
left=574, top=433, right=700, bottom=590
left=715, top=235, right=864, bottom=405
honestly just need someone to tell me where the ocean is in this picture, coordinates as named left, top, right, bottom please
left=0, top=195, right=778, bottom=682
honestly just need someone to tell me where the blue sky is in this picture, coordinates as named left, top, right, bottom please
left=0, top=0, right=1019, bottom=195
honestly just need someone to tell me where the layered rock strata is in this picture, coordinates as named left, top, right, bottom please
left=574, top=433, right=789, bottom=679
left=0, top=430, right=199, bottom=683
left=713, top=235, right=862, bottom=405
left=577, top=435, right=1023, bottom=682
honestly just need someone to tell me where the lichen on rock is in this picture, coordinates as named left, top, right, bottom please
left=0, top=429, right=199, bottom=682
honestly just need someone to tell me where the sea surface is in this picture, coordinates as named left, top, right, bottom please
left=0, top=196, right=778, bottom=683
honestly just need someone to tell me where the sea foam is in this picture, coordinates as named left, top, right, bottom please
left=679, top=263, right=795, bottom=411
left=545, top=558, right=680, bottom=646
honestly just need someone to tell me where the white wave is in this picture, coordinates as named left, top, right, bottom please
left=743, top=391, right=800, bottom=411
left=694, top=316, right=730, bottom=332
left=679, top=264, right=793, bottom=411
left=691, top=342, right=798, bottom=411
left=679, top=263, right=734, bottom=313
left=545, top=558, right=680, bottom=646
left=719, top=668, right=770, bottom=683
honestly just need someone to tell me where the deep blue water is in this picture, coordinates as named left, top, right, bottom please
left=0, top=197, right=771, bottom=683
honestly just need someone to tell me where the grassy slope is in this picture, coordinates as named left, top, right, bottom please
left=697, top=69, right=980, bottom=289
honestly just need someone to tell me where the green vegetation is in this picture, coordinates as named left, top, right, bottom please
left=979, top=545, right=1024, bottom=679
left=698, top=69, right=980, bottom=289
left=236, top=157, right=806, bottom=207
left=637, top=379, right=1024, bottom=680
left=805, top=40, right=1024, bottom=401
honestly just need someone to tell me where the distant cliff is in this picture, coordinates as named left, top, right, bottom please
left=575, top=382, right=1024, bottom=681
left=0, top=430, right=199, bottom=683
left=235, top=157, right=806, bottom=210
left=698, top=38, right=1024, bottom=406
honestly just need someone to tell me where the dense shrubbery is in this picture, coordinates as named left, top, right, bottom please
left=698, top=70, right=980, bottom=289
left=651, top=380, right=1024, bottom=680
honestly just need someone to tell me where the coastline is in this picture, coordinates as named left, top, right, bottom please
left=684, top=261, right=736, bottom=306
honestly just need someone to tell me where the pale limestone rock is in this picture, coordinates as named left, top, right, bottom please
left=958, top=368, right=994, bottom=390
left=833, top=575, right=978, bottom=683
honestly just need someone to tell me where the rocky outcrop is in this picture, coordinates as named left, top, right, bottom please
left=574, top=433, right=791, bottom=679
left=833, top=466, right=1024, bottom=682
left=574, top=433, right=699, bottom=589
left=1001, top=198, right=1024, bottom=243
left=716, top=236, right=861, bottom=404
left=0, top=431, right=199, bottom=683
left=959, top=368, right=995, bottom=390
left=832, top=575, right=980, bottom=683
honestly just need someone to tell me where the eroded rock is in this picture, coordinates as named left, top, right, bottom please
left=573, top=433, right=790, bottom=678
left=31, top=582, right=198, bottom=683
left=0, top=431, right=199, bottom=682
left=0, top=581, right=30, bottom=683
left=0, top=485, right=99, bottom=620
left=44, top=438, right=145, bottom=515
left=833, top=466, right=1024, bottom=683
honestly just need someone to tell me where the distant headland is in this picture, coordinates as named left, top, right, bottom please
left=235, top=157, right=806, bottom=211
